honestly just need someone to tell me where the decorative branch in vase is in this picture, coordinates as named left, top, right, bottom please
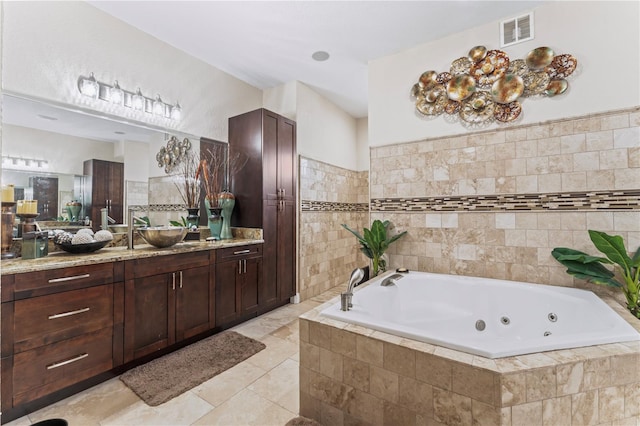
left=198, top=144, right=227, bottom=209
left=174, top=150, right=201, bottom=210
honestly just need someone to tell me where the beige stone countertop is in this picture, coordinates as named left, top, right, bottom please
left=0, top=238, right=264, bottom=275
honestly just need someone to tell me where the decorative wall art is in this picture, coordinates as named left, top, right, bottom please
left=156, top=135, right=192, bottom=174
left=410, top=46, right=577, bottom=125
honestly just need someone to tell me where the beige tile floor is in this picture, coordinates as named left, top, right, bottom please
left=5, top=287, right=342, bottom=426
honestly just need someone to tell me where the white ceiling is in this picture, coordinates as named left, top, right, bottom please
left=88, top=0, right=543, bottom=118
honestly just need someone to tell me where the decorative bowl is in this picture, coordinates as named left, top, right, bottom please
left=138, top=226, right=188, bottom=248
left=55, top=240, right=109, bottom=254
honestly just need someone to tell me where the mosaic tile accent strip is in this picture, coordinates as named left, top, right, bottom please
left=371, top=189, right=640, bottom=212
left=129, top=204, right=187, bottom=212
left=301, top=200, right=369, bottom=212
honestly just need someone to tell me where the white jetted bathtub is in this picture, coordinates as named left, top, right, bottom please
left=321, top=271, right=640, bottom=358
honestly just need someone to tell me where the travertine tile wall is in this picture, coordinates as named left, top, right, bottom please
left=299, top=157, right=369, bottom=300
left=370, top=108, right=640, bottom=293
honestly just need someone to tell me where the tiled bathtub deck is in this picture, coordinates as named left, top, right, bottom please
left=299, top=295, right=640, bottom=426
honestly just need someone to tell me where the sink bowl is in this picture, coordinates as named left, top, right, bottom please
left=137, top=226, right=188, bottom=248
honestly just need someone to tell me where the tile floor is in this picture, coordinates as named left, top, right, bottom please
left=5, top=287, right=343, bottom=426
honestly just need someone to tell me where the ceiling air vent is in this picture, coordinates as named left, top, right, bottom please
left=500, top=12, right=534, bottom=47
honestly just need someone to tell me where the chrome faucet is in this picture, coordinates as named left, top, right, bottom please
left=127, top=208, right=148, bottom=250
left=100, top=208, right=116, bottom=231
left=381, top=273, right=404, bottom=287
left=341, top=268, right=365, bottom=311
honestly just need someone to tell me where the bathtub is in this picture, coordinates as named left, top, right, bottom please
left=320, top=271, right=640, bottom=358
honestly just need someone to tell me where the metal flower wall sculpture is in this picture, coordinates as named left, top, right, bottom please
left=410, top=46, right=577, bottom=125
left=156, top=135, right=192, bottom=174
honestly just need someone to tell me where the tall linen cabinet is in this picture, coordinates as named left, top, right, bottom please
left=229, top=109, right=296, bottom=312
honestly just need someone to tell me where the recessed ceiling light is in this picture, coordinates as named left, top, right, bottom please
left=312, top=51, right=330, bottom=62
left=37, top=114, right=58, bottom=121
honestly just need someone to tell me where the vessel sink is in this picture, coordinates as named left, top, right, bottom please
left=137, top=226, right=188, bottom=248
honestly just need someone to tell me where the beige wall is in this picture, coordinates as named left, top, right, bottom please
left=369, top=1, right=640, bottom=146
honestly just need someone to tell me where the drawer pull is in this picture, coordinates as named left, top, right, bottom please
left=48, top=307, right=90, bottom=320
left=48, top=273, right=91, bottom=284
left=233, top=249, right=251, bottom=255
left=46, top=353, right=88, bottom=370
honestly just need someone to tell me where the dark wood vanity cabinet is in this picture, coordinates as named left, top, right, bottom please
left=83, top=159, right=124, bottom=229
left=123, top=251, right=215, bottom=363
left=215, top=244, right=263, bottom=328
left=229, top=109, right=296, bottom=311
left=1, top=263, right=122, bottom=420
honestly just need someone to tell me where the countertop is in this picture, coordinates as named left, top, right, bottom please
left=0, top=238, right=264, bottom=275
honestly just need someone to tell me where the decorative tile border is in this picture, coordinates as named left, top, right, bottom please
left=371, top=189, right=640, bottom=212
left=301, top=200, right=370, bottom=212
left=129, top=204, right=187, bottom=212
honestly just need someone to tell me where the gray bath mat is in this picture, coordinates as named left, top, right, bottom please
left=120, top=331, right=265, bottom=406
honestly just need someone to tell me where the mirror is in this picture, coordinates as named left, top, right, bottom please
left=1, top=93, right=200, bottom=228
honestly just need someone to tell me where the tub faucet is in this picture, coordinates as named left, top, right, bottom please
left=341, top=268, right=364, bottom=311
left=127, top=208, right=148, bottom=250
left=381, top=273, right=404, bottom=287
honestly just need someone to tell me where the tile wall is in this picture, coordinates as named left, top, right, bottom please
left=299, top=157, right=369, bottom=300
left=370, top=107, right=640, bottom=297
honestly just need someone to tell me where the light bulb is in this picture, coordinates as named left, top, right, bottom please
left=79, top=72, right=99, bottom=98
left=171, top=102, right=182, bottom=121
left=132, top=88, right=145, bottom=111
left=153, top=95, right=165, bottom=116
left=110, top=81, right=124, bottom=105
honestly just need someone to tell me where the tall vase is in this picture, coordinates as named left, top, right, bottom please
left=208, top=207, right=223, bottom=240
left=218, top=192, right=235, bottom=240
left=186, top=208, right=200, bottom=229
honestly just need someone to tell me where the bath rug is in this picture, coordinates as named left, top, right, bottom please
left=120, top=331, right=265, bottom=406
left=285, top=416, right=323, bottom=426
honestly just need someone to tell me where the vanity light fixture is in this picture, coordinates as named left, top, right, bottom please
left=77, top=73, right=182, bottom=121
left=2, top=156, right=49, bottom=170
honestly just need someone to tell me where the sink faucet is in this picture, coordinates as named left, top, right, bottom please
left=341, top=268, right=364, bottom=311
left=100, top=208, right=116, bottom=231
left=127, top=208, right=148, bottom=250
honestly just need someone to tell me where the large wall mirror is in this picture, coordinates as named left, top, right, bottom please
left=1, top=93, right=199, bottom=227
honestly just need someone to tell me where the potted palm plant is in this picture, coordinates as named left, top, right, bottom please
left=342, top=219, right=408, bottom=277
left=552, top=230, right=640, bottom=319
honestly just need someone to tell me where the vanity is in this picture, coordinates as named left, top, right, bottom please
left=0, top=238, right=279, bottom=423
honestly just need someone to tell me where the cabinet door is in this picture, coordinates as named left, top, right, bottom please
left=240, top=257, right=261, bottom=316
left=278, top=199, right=297, bottom=301
left=175, top=265, right=212, bottom=341
left=215, top=260, right=240, bottom=327
left=276, top=116, right=296, bottom=202
left=260, top=201, right=279, bottom=309
left=124, top=273, right=174, bottom=362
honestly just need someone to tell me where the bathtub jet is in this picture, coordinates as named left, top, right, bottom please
left=321, top=271, right=640, bottom=358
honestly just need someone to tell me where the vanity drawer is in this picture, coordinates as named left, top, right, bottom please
left=127, top=251, right=210, bottom=279
left=13, top=284, right=113, bottom=353
left=12, top=327, right=113, bottom=406
left=216, top=244, right=262, bottom=262
left=13, top=263, right=114, bottom=299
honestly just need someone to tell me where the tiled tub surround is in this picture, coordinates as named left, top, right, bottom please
left=299, top=295, right=640, bottom=426
left=369, top=108, right=640, bottom=295
left=299, top=157, right=370, bottom=301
